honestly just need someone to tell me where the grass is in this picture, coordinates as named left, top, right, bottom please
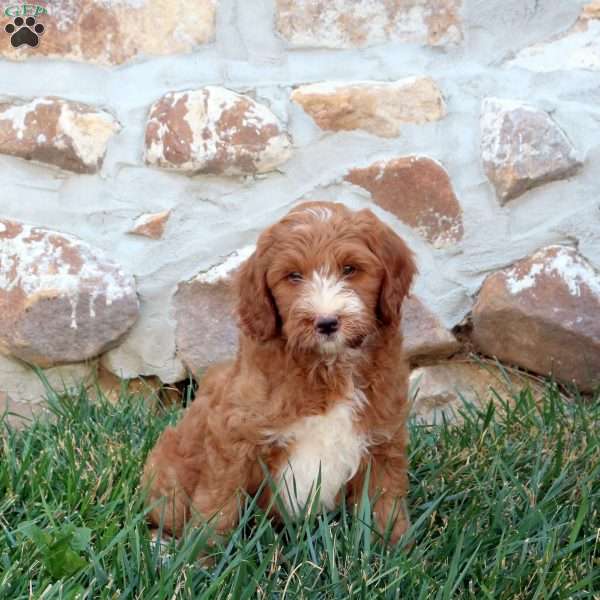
left=0, top=377, right=599, bottom=599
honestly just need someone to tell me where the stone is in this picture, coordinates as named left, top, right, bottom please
left=480, top=98, right=581, bottom=203
left=129, top=210, right=171, bottom=240
left=410, top=361, right=545, bottom=425
left=174, top=246, right=255, bottom=374
left=0, top=354, right=95, bottom=410
left=93, top=365, right=180, bottom=406
left=291, top=77, right=446, bottom=138
left=402, top=296, right=460, bottom=364
left=1, top=390, right=48, bottom=429
left=471, top=245, right=600, bottom=392
left=145, top=87, right=292, bottom=176
left=0, top=219, right=139, bottom=368
left=275, top=0, right=462, bottom=48
left=0, top=0, right=217, bottom=66
left=0, top=97, right=120, bottom=174
left=346, top=156, right=463, bottom=247
left=508, top=2, right=600, bottom=72
left=100, top=333, right=186, bottom=386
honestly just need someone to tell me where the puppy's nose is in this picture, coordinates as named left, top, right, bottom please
left=316, top=316, right=339, bottom=336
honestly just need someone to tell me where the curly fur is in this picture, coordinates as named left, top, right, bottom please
left=142, top=201, right=417, bottom=543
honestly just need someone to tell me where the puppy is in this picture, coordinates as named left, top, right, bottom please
left=143, top=201, right=417, bottom=543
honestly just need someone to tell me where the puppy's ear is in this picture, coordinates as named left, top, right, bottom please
left=357, top=210, right=417, bottom=327
left=235, top=249, right=279, bottom=342
left=376, top=222, right=417, bottom=326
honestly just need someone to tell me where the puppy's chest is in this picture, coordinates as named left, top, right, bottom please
left=269, top=389, right=369, bottom=513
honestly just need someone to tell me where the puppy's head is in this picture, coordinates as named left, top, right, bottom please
left=236, top=201, right=416, bottom=355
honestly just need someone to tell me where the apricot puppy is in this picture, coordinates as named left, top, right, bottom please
left=143, top=201, right=417, bottom=542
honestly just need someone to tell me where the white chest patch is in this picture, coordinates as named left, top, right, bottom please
left=272, top=393, right=368, bottom=514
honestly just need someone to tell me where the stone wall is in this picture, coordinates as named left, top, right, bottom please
left=1, top=0, right=599, bottom=414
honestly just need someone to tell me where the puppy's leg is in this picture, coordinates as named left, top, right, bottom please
left=143, top=441, right=252, bottom=539
left=142, top=429, right=193, bottom=537
left=188, top=486, right=245, bottom=542
left=350, top=434, right=410, bottom=544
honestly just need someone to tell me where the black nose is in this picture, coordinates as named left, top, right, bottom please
left=316, top=316, right=339, bottom=336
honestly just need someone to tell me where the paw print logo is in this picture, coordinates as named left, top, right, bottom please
left=5, top=16, right=45, bottom=48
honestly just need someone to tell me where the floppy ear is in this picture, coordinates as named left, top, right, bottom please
left=353, top=209, right=416, bottom=327
left=235, top=249, right=279, bottom=342
left=376, top=222, right=417, bottom=326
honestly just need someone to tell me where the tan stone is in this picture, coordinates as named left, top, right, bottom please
left=410, top=361, right=545, bottom=425
left=0, top=97, right=119, bottom=173
left=0, top=219, right=139, bottom=367
left=508, top=2, right=600, bottom=71
left=402, top=296, right=460, bottom=364
left=481, top=98, right=581, bottom=203
left=1, top=390, right=48, bottom=429
left=129, top=210, right=171, bottom=240
left=346, top=156, right=463, bottom=247
left=471, top=245, right=600, bottom=392
left=582, top=1, right=600, bottom=19
left=145, top=87, right=292, bottom=176
left=174, top=247, right=254, bottom=374
left=276, top=0, right=462, bottom=48
left=291, top=78, right=446, bottom=138
left=94, top=365, right=180, bottom=406
left=0, top=0, right=216, bottom=66
left=0, top=354, right=96, bottom=408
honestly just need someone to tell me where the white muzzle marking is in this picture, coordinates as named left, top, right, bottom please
left=301, top=270, right=364, bottom=319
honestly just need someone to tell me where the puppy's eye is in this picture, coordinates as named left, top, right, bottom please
left=288, top=272, right=303, bottom=283
left=342, top=265, right=356, bottom=277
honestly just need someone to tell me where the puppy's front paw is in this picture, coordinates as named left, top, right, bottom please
left=374, top=496, right=411, bottom=545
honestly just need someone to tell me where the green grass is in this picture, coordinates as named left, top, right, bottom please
left=0, top=378, right=599, bottom=599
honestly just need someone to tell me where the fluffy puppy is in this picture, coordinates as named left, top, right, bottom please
left=143, top=201, right=417, bottom=543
